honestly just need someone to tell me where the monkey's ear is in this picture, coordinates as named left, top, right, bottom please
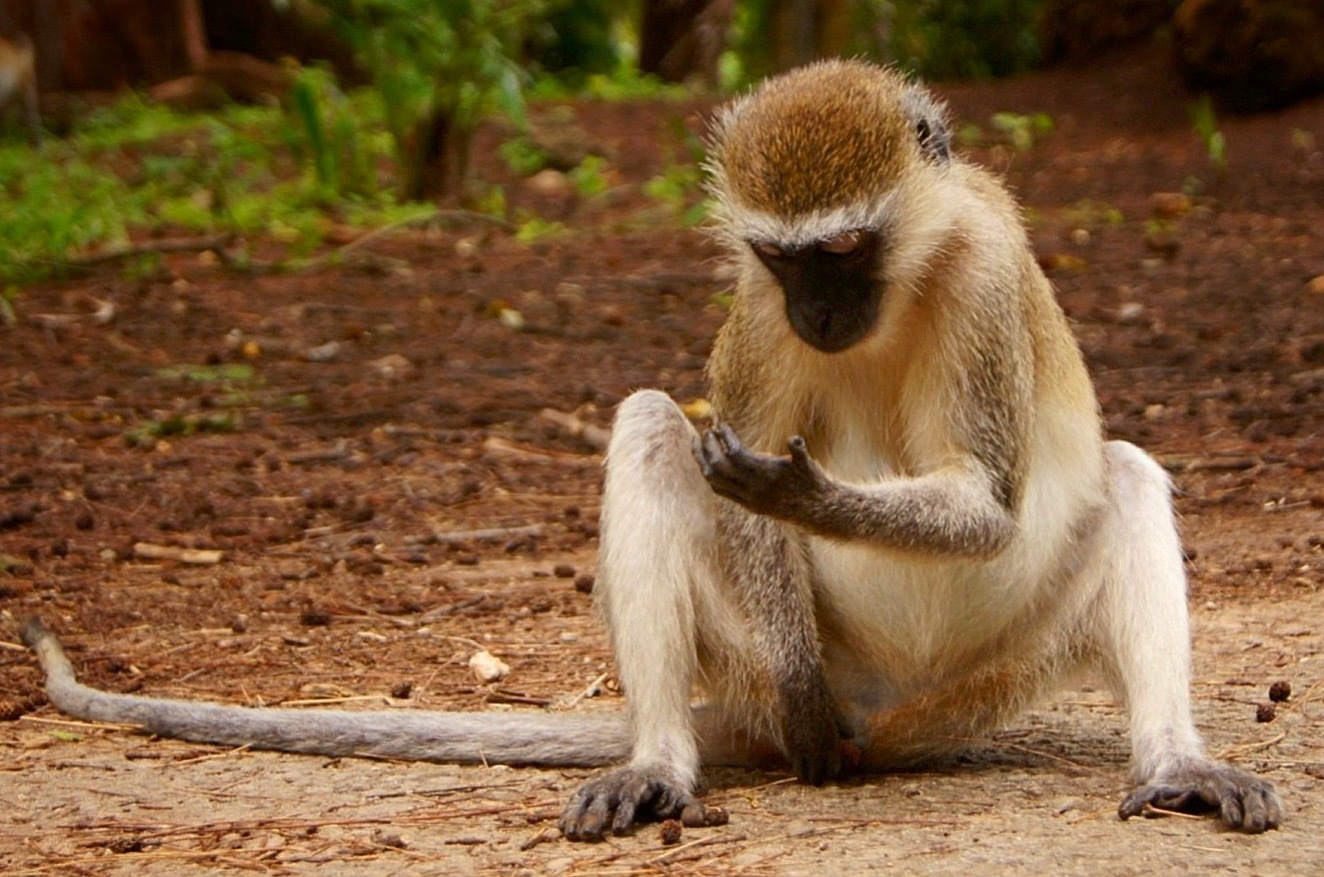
left=901, top=84, right=952, bottom=164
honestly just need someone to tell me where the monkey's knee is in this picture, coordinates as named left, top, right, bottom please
left=1104, top=441, right=1172, bottom=503
left=606, top=390, right=702, bottom=482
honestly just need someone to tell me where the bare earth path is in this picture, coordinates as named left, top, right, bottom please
left=2, top=45, right=1322, bottom=875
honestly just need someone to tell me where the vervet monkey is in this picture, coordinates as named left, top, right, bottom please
left=22, top=60, right=1280, bottom=843
left=0, top=34, right=40, bottom=141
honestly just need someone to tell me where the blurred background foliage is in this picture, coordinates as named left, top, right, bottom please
left=0, top=0, right=1317, bottom=283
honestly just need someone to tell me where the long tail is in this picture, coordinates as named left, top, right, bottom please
left=21, top=618, right=629, bottom=766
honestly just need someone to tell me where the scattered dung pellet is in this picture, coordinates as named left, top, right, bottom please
left=553, top=563, right=576, bottom=578
left=574, top=574, right=595, bottom=594
left=658, top=819, right=682, bottom=846
left=1268, top=680, right=1291, bottom=703
left=1256, top=701, right=1276, bottom=723
left=391, top=681, right=413, bottom=700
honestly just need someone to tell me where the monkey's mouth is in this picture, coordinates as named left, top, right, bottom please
left=786, top=296, right=880, bottom=353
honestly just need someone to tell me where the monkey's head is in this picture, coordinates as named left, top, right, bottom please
left=707, top=60, right=953, bottom=354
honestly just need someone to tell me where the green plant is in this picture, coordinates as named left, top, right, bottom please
left=1188, top=95, right=1227, bottom=173
left=645, top=163, right=707, bottom=226
left=989, top=111, right=1053, bottom=151
left=513, top=215, right=566, bottom=242
left=0, top=93, right=434, bottom=283
left=311, top=0, right=548, bottom=201
left=644, top=116, right=708, bottom=226
left=287, top=64, right=378, bottom=198
left=889, top=0, right=1045, bottom=80
left=568, top=155, right=610, bottom=196
left=0, top=285, right=19, bottom=325
left=499, top=135, right=552, bottom=176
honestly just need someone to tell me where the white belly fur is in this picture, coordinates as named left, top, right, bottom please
left=811, top=438, right=1103, bottom=699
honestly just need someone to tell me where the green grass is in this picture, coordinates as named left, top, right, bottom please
left=0, top=89, right=411, bottom=285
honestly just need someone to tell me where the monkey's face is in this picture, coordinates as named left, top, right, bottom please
left=750, top=229, right=883, bottom=353
left=707, top=59, right=953, bottom=356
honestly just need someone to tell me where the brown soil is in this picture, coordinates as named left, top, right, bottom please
left=2, top=45, right=1322, bottom=875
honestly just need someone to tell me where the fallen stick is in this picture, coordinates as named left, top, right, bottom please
left=132, top=542, right=223, bottom=565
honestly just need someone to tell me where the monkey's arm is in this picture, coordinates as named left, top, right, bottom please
left=719, top=509, right=856, bottom=784
left=697, top=425, right=1016, bottom=557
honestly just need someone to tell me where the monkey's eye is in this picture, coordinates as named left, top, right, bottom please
left=818, top=231, right=863, bottom=256
left=752, top=241, right=786, bottom=260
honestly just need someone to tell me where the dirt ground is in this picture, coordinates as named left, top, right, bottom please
left=2, top=44, right=1322, bottom=875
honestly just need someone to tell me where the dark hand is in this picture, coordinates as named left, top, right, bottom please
left=783, top=689, right=856, bottom=785
left=696, top=424, right=826, bottom=518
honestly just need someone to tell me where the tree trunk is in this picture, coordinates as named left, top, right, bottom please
left=639, top=0, right=732, bottom=84
left=402, top=109, right=470, bottom=203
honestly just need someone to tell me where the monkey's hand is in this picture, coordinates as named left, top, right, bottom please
left=783, top=687, right=856, bottom=785
left=696, top=424, right=826, bottom=519
left=1119, top=760, right=1282, bottom=833
left=559, top=764, right=728, bottom=842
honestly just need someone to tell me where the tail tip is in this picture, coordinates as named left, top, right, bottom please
left=19, top=616, right=50, bottom=650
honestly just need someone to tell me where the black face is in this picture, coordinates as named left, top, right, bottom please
left=751, top=230, right=883, bottom=353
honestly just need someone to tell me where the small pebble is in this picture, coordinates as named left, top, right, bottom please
left=469, top=649, right=510, bottom=683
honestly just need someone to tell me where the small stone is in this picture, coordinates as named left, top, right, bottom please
left=528, top=168, right=571, bottom=197
left=1268, top=680, right=1291, bottom=703
left=1116, top=301, right=1145, bottom=324
left=455, top=238, right=479, bottom=260
left=370, top=353, right=415, bottom=380
left=1150, top=191, right=1193, bottom=219
left=469, top=650, right=510, bottom=683
left=372, top=829, right=408, bottom=849
left=304, top=341, right=341, bottom=362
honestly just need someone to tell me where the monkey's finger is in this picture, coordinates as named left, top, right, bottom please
left=787, top=435, right=816, bottom=470
left=691, top=434, right=714, bottom=477
left=699, top=429, right=732, bottom=474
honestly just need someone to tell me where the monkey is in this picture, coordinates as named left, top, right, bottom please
left=0, top=34, right=40, bottom=142
left=21, top=60, right=1280, bottom=844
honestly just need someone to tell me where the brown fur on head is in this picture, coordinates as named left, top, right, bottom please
left=708, top=61, right=950, bottom=218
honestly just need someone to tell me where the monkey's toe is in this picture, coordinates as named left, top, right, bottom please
left=559, top=765, right=704, bottom=842
left=1119, top=762, right=1282, bottom=833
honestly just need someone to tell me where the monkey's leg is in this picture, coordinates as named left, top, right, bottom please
left=1095, top=441, right=1281, bottom=833
left=559, top=390, right=735, bottom=841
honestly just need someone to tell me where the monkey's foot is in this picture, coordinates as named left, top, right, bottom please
left=1119, top=761, right=1282, bottom=833
left=559, top=765, right=727, bottom=842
